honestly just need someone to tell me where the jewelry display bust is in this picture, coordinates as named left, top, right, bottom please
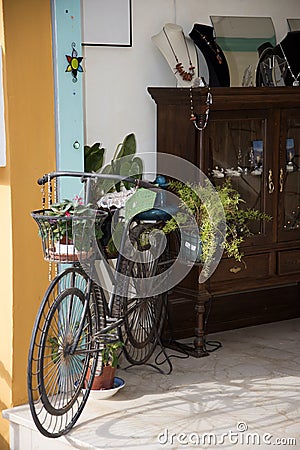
left=152, top=23, right=199, bottom=87
left=275, top=31, right=300, bottom=86
left=189, top=23, right=230, bottom=87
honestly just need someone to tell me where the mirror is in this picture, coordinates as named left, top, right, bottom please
left=210, top=16, right=276, bottom=87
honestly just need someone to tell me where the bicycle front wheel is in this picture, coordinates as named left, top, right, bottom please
left=117, top=224, right=169, bottom=365
left=27, top=267, right=105, bottom=437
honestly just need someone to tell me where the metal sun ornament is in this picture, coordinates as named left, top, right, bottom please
left=65, top=42, right=83, bottom=82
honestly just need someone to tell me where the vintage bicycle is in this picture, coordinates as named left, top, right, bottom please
left=27, top=171, right=173, bottom=438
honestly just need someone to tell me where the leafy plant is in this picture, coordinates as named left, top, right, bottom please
left=45, top=197, right=81, bottom=242
left=84, top=142, right=105, bottom=173
left=101, top=341, right=124, bottom=368
left=162, top=178, right=272, bottom=266
left=84, top=133, right=144, bottom=257
left=48, top=336, right=61, bottom=364
left=43, top=197, right=103, bottom=251
left=95, top=133, right=143, bottom=194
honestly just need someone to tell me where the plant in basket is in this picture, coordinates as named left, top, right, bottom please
left=36, top=196, right=105, bottom=261
left=47, top=197, right=80, bottom=244
left=49, top=196, right=98, bottom=252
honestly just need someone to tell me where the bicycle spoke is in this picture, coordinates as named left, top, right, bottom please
left=117, top=224, right=169, bottom=365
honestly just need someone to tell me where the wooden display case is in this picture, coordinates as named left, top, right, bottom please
left=148, top=87, right=300, bottom=356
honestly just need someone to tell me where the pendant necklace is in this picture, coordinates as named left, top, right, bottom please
left=194, top=30, right=222, bottom=65
left=163, top=27, right=195, bottom=81
left=279, top=43, right=300, bottom=86
left=189, top=86, right=213, bottom=131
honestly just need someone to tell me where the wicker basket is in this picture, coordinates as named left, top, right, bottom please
left=31, top=208, right=107, bottom=264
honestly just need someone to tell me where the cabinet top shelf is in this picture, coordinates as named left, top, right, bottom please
left=148, top=86, right=300, bottom=110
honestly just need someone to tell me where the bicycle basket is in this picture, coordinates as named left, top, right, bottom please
left=31, top=208, right=107, bottom=263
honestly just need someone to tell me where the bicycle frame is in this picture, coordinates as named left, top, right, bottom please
left=28, top=170, right=173, bottom=438
left=72, top=216, right=166, bottom=353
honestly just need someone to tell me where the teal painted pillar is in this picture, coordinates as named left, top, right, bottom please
left=52, top=0, right=84, bottom=199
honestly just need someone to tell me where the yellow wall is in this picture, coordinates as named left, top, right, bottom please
left=0, top=1, right=55, bottom=447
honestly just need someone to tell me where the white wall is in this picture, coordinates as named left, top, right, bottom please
left=82, top=0, right=300, bottom=176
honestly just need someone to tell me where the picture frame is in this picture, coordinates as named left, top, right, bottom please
left=81, top=0, right=132, bottom=47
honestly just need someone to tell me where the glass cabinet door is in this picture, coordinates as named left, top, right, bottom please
left=278, top=110, right=300, bottom=242
left=204, top=110, right=274, bottom=245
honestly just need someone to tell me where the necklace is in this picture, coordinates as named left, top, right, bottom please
left=194, top=30, right=222, bottom=65
left=163, top=27, right=195, bottom=81
left=279, top=43, right=300, bottom=86
left=189, top=86, right=212, bottom=131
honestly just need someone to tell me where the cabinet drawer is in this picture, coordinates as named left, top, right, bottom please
left=278, top=249, right=300, bottom=275
left=210, top=254, right=270, bottom=282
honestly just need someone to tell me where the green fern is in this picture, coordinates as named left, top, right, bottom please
left=163, top=178, right=271, bottom=267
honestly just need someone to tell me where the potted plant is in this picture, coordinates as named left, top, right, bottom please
left=85, top=133, right=144, bottom=258
left=86, top=340, right=124, bottom=390
left=39, top=196, right=104, bottom=260
left=46, top=197, right=82, bottom=248
left=84, top=132, right=143, bottom=198
left=162, top=178, right=272, bottom=269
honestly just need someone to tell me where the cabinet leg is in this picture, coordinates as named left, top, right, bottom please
left=193, top=300, right=209, bottom=357
left=164, top=287, right=210, bottom=358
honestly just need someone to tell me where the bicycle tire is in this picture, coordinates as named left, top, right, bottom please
left=27, top=267, right=105, bottom=437
left=117, top=223, right=169, bottom=365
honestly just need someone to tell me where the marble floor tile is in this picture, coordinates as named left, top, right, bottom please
left=67, top=318, right=300, bottom=449
left=4, top=318, right=300, bottom=449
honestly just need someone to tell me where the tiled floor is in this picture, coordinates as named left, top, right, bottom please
left=4, top=318, right=300, bottom=449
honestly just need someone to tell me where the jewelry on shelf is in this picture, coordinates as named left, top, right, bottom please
left=211, top=167, right=225, bottom=178
left=242, top=65, right=254, bottom=87
left=189, top=86, right=213, bottom=131
left=225, top=168, right=242, bottom=177
left=162, top=27, right=195, bottom=81
left=251, top=167, right=263, bottom=176
left=286, top=150, right=294, bottom=172
left=193, top=29, right=223, bottom=65
left=279, top=43, right=300, bottom=86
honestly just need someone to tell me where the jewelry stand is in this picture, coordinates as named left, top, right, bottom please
left=152, top=23, right=199, bottom=87
left=275, top=31, right=300, bottom=86
left=189, top=23, right=230, bottom=87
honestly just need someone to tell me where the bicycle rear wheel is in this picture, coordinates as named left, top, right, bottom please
left=117, top=224, right=169, bottom=365
left=27, top=267, right=105, bottom=437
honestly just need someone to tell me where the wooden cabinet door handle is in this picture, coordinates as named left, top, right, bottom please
left=229, top=266, right=242, bottom=274
left=279, top=168, right=284, bottom=192
left=268, top=169, right=275, bottom=194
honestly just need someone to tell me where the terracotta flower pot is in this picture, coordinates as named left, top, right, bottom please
left=86, top=365, right=116, bottom=390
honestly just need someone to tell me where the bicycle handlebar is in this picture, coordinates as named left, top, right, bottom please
left=37, top=171, right=154, bottom=190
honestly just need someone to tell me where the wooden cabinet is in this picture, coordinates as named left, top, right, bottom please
left=148, top=87, right=300, bottom=354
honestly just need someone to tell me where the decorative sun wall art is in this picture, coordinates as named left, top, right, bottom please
left=65, top=42, right=83, bottom=82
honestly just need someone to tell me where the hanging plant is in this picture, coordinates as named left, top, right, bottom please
left=162, top=178, right=272, bottom=266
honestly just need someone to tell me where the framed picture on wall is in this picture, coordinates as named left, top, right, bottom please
left=81, top=0, right=132, bottom=47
